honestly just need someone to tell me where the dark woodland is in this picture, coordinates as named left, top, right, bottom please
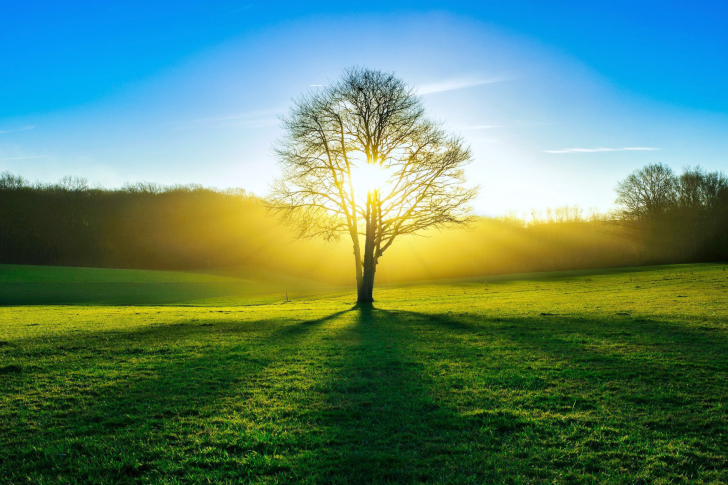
left=1, top=163, right=726, bottom=283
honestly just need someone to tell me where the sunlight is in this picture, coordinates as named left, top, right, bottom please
left=349, top=163, right=392, bottom=198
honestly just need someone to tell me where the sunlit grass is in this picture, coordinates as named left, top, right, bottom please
left=1, top=263, right=727, bottom=483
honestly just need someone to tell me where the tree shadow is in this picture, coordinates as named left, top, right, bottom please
left=390, top=308, right=728, bottom=370
left=0, top=311, right=346, bottom=482
left=301, top=306, right=495, bottom=483
left=289, top=307, right=728, bottom=482
left=374, top=309, right=728, bottom=472
left=3, top=306, right=727, bottom=483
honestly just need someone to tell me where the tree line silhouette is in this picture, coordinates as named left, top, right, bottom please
left=0, top=163, right=725, bottom=283
left=615, top=163, right=728, bottom=262
left=0, top=175, right=279, bottom=270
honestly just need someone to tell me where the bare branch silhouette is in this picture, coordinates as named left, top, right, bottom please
left=268, top=67, right=478, bottom=303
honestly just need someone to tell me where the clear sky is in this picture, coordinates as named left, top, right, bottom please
left=1, top=1, right=727, bottom=215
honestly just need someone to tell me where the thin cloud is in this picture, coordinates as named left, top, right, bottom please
left=418, top=76, right=505, bottom=95
left=224, top=118, right=279, bottom=128
left=180, top=109, right=283, bottom=129
left=544, top=147, right=660, bottom=154
left=459, top=124, right=509, bottom=130
left=191, top=109, right=282, bottom=123
left=0, top=155, right=48, bottom=161
left=0, top=125, right=35, bottom=135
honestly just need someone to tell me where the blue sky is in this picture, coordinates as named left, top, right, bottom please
left=1, top=1, right=727, bottom=214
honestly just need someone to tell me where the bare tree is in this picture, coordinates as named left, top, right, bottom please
left=0, top=171, right=28, bottom=190
left=677, top=166, right=728, bottom=212
left=269, top=68, right=478, bottom=303
left=615, top=163, right=677, bottom=220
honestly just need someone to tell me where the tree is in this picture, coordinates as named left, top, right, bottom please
left=615, top=163, right=677, bottom=220
left=269, top=67, right=478, bottom=303
left=676, top=166, right=728, bottom=212
left=0, top=171, right=28, bottom=190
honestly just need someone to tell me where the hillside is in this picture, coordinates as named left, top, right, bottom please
left=0, top=264, right=342, bottom=306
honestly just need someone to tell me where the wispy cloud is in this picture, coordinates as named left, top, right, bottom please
left=0, top=155, right=48, bottom=161
left=192, top=109, right=281, bottom=123
left=544, top=147, right=660, bottom=154
left=0, top=125, right=35, bottom=135
left=418, top=76, right=505, bottom=95
left=185, top=109, right=282, bottom=128
left=459, top=124, right=509, bottom=130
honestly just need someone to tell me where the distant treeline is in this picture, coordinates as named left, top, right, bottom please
left=613, top=164, right=728, bottom=262
left=0, top=163, right=726, bottom=283
left=0, top=174, right=344, bottom=281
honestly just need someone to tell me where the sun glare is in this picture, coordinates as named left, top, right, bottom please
left=349, top=163, right=392, bottom=198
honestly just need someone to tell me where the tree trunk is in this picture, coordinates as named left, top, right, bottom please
left=351, top=231, right=364, bottom=299
left=357, top=191, right=378, bottom=304
left=358, top=255, right=376, bottom=303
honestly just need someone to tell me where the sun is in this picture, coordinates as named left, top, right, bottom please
left=349, top=163, right=392, bottom=199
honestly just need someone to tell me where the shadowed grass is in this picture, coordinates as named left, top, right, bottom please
left=0, top=264, right=342, bottom=305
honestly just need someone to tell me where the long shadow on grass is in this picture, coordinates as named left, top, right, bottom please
left=375, top=309, right=728, bottom=479
left=300, top=305, right=496, bottom=484
left=5, top=306, right=728, bottom=483
left=397, top=309, right=728, bottom=376
left=263, top=306, right=728, bottom=483
left=400, top=308, right=728, bottom=410
left=0, top=310, right=350, bottom=482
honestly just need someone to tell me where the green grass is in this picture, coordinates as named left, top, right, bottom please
left=1, top=263, right=727, bottom=483
left=0, top=264, right=339, bottom=306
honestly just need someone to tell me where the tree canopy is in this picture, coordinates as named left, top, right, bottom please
left=269, top=67, right=478, bottom=303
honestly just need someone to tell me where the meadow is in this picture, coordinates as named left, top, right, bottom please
left=1, top=263, right=727, bottom=484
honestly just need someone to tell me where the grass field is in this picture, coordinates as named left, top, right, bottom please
left=0, top=264, right=337, bottom=306
left=1, top=263, right=727, bottom=483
